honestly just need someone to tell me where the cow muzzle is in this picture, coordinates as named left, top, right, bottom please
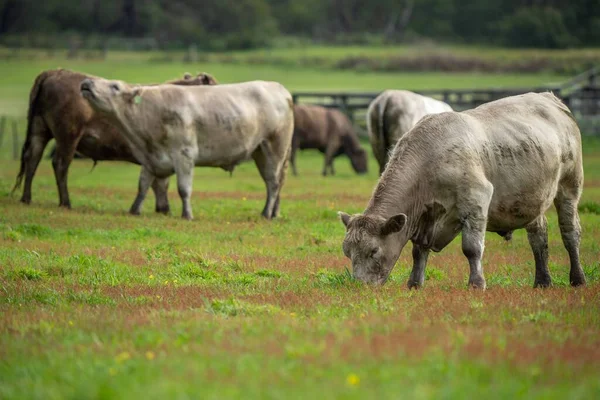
left=80, top=79, right=95, bottom=98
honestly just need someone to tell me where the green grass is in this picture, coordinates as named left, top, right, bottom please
left=1, top=142, right=600, bottom=399
left=0, top=48, right=574, bottom=117
left=0, top=52, right=599, bottom=399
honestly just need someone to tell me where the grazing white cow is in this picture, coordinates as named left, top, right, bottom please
left=340, top=92, right=585, bottom=289
left=80, top=78, right=294, bottom=220
left=367, top=90, right=453, bottom=174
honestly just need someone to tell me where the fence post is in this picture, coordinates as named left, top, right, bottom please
left=0, top=116, right=6, bottom=148
left=12, top=119, right=19, bottom=160
left=184, top=44, right=198, bottom=63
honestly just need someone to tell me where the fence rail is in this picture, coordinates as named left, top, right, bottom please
left=292, top=66, right=600, bottom=134
left=1, top=67, right=599, bottom=161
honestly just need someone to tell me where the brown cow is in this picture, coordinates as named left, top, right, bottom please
left=291, top=104, right=368, bottom=176
left=12, top=69, right=217, bottom=213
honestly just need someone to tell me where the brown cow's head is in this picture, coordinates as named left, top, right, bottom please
left=349, top=148, right=368, bottom=174
left=171, top=72, right=218, bottom=86
left=338, top=211, right=408, bottom=285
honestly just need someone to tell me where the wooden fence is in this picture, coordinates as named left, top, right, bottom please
left=1, top=67, right=599, bottom=160
left=292, top=66, right=600, bottom=135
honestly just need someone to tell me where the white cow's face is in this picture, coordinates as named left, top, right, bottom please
left=80, top=78, right=139, bottom=115
left=339, top=212, right=408, bottom=285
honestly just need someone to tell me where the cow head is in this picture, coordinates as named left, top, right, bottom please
left=80, top=78, right=139, bottom=115
left=349, top=148, right=368, bottom=174
left=172, top=72, right=218, bottom=86
left=338, top=211, right=408, bottom=285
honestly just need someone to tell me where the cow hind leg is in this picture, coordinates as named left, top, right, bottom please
left=252, top=143, right=284, bottom=220
left=290, top=140, right=298, bottom=176
left=129, top=167, right=156, bottom=216
left=152, top=176, right=171, bottom=214
left=554, top=188, right=585, bottom=287
left=20, top=123, right=52, bottom=204
left=173, top=157, right=194, bottom=220
left=526, top=215, right=551, bottom=288
left=407, top=243, right=430, bottom=289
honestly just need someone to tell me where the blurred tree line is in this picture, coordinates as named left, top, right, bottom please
left=0, top=0, right=598, bottom=50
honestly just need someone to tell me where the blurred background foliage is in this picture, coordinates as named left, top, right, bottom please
left=0, top=0, right=598, bottom=51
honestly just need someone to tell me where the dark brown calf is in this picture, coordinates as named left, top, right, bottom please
left=12, top=69, right=217, bottom=212
left=291, top=104, right=368, bottom=176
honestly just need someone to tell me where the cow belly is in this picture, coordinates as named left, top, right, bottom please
left=195, top=141, right=256, bottom=168
left=487, top=186, right=556, bottom=231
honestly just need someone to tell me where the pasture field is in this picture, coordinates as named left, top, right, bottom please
left=0, top=55, right=599, bottom=398
left=0, top=140, right=599, bottom=399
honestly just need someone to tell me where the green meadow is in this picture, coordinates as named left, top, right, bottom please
left=0, top=50, right=599, bottom=399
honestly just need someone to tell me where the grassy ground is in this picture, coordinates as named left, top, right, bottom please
left=0, top=52, right=599, bottom=399
left=1, top=139, right=600, bottom=398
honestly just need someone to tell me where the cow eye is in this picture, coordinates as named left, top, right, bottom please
left=110, top=83, right=120, bottom=92
left=370, top=248, right=379, bottom=258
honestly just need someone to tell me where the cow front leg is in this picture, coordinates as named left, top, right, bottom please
left=462, top=218, right=487, bottom=289
left=51, top=140, right=79, bottom=209
left=322, top=142, right=336, bottom=176
left=526, top=215, right=551, bottom=288
left=407, top=243, right=430, bottom=289
left=151, top=176, right=171, bottom=214
left=459, top=182, right=493, bottom=290
left=129, top=166, right=155, bottom=215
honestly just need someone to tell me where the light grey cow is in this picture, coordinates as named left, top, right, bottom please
left=367, top=90, right=453, bottom=175
left=341, top=92, right=585, bottom=289
left=81, top=78, right=294, bottom=220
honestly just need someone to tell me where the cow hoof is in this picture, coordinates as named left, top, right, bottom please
left=468, top=276, right=486, bottom=290
left=20, top=198, right=31, bottom=205
left=570, top=274, right=586, bottom=287
left=182, top=214, right=193, bottom=221
left=533, top=279, right=552, bottom=289
left=155, top=207, right=170, bottom=215
left=129, top=209, right=141, bottom=216
left=407, top=280, right=422, bottom=290
left=59, top=203, right=72, bottom=209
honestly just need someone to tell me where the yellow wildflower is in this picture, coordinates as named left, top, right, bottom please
left=115, top=351, right=131, bottom=363
left=289, top=312, right=297, bottom=317
left=145, top=351, right=155, bottom=361
left=149, top=274, right=154, bottom=279
left=68, top=320, right=74, bottom=326
left=346, top=373, right=360, bottom=386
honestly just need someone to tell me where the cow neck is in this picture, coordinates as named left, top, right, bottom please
left=364, top=151, right=425, bottom=238
left=109, top=100, right=150, bottom=161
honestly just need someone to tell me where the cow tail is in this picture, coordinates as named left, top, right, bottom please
left=12, top=71, right=50, bottom=194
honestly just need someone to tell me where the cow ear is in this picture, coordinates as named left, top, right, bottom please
left=127, top=88, right=142, bottom=104
left=183, top=72, right=192, bottom=80
left=338, top=211, right=351, bottom=228
left=380, top=214, right=407, bottom=236
left=200, top=72, right=215, bottom=85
